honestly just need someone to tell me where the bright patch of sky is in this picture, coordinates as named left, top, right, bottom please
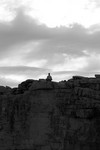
left=0, top=0, right=99, bottom=28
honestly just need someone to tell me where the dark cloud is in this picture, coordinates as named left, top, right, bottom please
left=0, top=10, right=50, bottom=51
left=1, top=9, right=100, bottom=59
left=21, top=22, right=100, bottom=66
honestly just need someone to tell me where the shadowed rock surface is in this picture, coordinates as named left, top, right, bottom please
left=0, top=76, right=100, bottom=149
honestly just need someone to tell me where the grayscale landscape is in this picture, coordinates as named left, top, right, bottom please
left=0, top=0, right=100, bottom=149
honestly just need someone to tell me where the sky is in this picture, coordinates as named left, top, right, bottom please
left=0, top=0, right=100, bottom=87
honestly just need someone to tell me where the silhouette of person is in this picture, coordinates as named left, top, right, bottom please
left=46, top=73, right=52, bottom=81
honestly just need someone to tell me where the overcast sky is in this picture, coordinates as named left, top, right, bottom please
left=0, top=0, right=100, bottom=87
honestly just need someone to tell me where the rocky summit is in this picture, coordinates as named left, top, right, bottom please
left=0, top=76, right=100, bottom=150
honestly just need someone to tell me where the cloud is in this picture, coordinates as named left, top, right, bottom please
left=22, top=22, right=100, bottom=63
left=0, top=8, right=100, bottom=86
left=0, top=9, right=100, bottom=55
left=0, top=9, right=100, bottom=60
left=0, top=66, right=50, bottom=76
left=0, top=66, right=50, bottom=87
left=0, top=9, right=50, bottom=51
left=88, top=0, right=100, bottom=8
left=82, top=53, right=100, bottom=72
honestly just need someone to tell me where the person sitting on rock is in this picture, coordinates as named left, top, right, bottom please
left=46, top=73, right=52, bottom=81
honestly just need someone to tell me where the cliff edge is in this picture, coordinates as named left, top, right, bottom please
left=0, top=76, right=100, bottom=150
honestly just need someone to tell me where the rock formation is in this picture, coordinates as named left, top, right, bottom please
left=0, top=76, right=100, bottom=149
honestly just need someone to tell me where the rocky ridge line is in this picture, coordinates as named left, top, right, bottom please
left=0, top=76, right=99, bottom=149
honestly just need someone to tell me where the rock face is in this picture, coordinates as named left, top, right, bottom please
left=0, top=77, right=100, bottom=149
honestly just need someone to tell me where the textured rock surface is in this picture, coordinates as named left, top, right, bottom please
left=0, top=77, right=100, bottom=149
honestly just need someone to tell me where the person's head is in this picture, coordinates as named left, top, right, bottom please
left=48, top=73, right=50, bottom=76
